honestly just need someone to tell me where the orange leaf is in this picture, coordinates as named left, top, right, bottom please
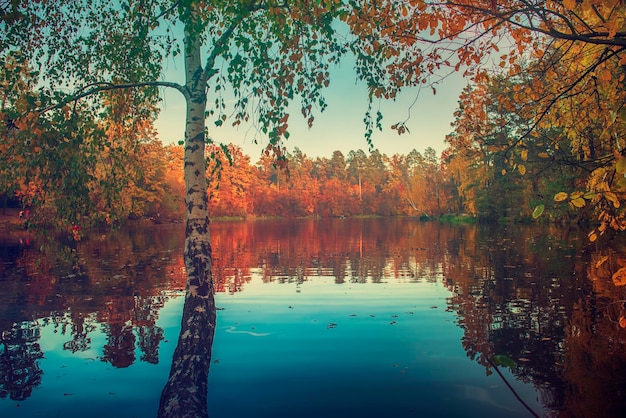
left=563, top=0, right=576, bottom=10
left=612, top=267, right=626, bottom=286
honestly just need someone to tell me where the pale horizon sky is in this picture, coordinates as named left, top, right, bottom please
left=154, top=56, right=467, bottom=160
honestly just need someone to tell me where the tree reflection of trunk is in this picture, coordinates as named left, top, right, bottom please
left=157, top=290, right=216, bottom=418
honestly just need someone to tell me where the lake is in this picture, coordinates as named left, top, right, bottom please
left=1, top=218, right=625, bottom=417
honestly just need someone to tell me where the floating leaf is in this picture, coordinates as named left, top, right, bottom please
left=518, top=164, right=526, bottom=175
left=532, top=205, right=544, bottom=219
left=612, top=267, right=626, bottom=286
left=589, top=230, right=598, bottom=242
left=538, top=152, right=550, bottom=158
left=554, top=192, right=568, bottom=202
left=619, top=316, right=626, bottom=329
left=501, top=168, right=506, bottom=176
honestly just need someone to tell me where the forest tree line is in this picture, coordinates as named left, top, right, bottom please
left=0, top=56, right=619, bottom=229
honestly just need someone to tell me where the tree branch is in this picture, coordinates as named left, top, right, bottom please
left=37, top=80, right=185, bottom=115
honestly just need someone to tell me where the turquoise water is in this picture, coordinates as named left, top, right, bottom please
left=207, top=279, right=543, bottom=418
left=0, top=278, right=544, bottom=418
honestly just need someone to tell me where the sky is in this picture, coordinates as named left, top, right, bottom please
left=153, top=55, right=468, bottom=160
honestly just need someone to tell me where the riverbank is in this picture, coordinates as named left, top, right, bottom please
left=0, top=208, right=24, bottom=230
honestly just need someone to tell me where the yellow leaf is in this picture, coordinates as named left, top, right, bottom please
left=538, top=152, right=550, bottom=158
left=518, top=164, right=526, bottom=175
left=589, top=231, right=598, bottom=242
left=520, top=149, right=528, bottom=161
left=570, top=191, right=584, bottom=199
left=571, top=197, right=586, bottom=208
left=605, top=192, right=620, bottom=208
left=501, top=169, right=506, bottom=176
left=612, top=267, right=626, bottom=286
left=554, top=192, right=569, bottom=202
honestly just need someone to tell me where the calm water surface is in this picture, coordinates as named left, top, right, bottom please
left=1, top=219, right=625, bottom=417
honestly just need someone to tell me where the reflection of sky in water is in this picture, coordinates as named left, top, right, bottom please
left=1, top=278, right=544, bottom=418
left=209, top=277, right=544, bottom=418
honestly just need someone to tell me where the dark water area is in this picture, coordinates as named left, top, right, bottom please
left=0, top=219, right=625, bottom=417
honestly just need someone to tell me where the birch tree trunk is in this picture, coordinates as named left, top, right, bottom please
left=158, top=24, right=216, bottom=418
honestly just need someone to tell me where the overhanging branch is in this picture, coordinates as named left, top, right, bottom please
left=37, top=80, right=185, bottom=115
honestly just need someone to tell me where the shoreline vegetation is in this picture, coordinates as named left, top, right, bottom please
left=0, top=205, right=552, bottom=236
left=1, top=141, right=598, bottom=239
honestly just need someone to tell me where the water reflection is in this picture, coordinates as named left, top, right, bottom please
left=0, top=219, right=624, bottom=417
left=0, top=226, right=186, bottom=404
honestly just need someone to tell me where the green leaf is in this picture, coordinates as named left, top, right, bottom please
left=532, top=205, right=544, bottom=219
left=492, top=354, right=517, bottom=370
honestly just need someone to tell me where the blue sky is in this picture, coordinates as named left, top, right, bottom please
left=154, top=56, right=467, bottom=160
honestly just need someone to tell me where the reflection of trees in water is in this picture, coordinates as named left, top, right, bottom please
left=2, top=221, right=626, bottom=414
left=63, top=313, right=97, bottom=353
left=444, top=224, right=626, bottom=416
left=102, top=322, right=136, bottom=368
left=210, top=219, right=449, bottom=291
left=0, top=321, right=43, bottom=401
left=0, top=226, right=186, bottom=399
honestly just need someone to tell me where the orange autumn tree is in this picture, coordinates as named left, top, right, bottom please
left=206, top=143, right=255, bottom=217
left=345, top=0, right=626, bottom=235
